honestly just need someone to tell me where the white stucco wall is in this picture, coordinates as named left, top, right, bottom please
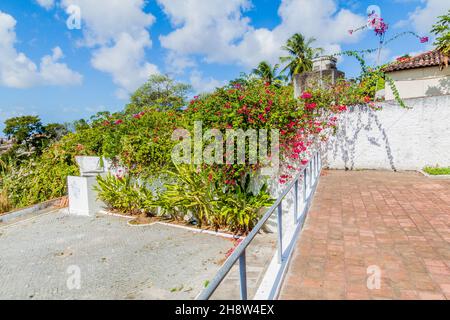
left=385, top=66, right=450, bottom=100
left=323, top=95, right=450, bottom=171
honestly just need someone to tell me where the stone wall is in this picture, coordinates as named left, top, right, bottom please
left=323, top=95, right=450, bottom=171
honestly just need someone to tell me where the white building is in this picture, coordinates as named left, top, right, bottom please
left=384, top=50, right=450, bottom=100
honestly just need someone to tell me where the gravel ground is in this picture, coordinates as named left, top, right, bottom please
left=0, top=210, right=234, bottom=300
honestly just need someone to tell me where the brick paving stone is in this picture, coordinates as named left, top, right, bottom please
left=279, top=170, right=450, bottom=300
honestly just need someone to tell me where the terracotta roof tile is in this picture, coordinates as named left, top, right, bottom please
left=383, top=50, right=444, bottom=72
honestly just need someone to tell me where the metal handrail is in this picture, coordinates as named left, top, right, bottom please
left=197, top=151, right=322, bottom=300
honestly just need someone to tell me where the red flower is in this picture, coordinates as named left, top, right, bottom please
left=364, top=96, right=371, bottom=103
left=338, top=105, right=347, bottom=112
left=114, top=119, right=123, bottom=125
left=305, top=102, right=317, bottom=110
left=420, top=36, right=429, bottom=43
left=301, top=159, right=308, bottom=165
left=300, top=92, right=313, bottom=99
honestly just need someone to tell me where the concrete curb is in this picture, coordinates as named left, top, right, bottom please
left=0, top=198, right=62, bottom=224
left=99, top=210, right=243, bottom=240
left=418, top=170, right=450, bottom=179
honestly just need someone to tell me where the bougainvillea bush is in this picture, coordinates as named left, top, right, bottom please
left=0, top=76, right=380, bottom=234
left=95, top=78, right=375, bottom=233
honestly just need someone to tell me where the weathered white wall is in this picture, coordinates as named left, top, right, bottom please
left=385, top=66, right=450, bottom=100
left=323, top=95, right=450, bottom=171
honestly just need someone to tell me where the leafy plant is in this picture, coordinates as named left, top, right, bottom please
left=280, top=33, right=324, bottom=79
left=431, top=9, right=450, bottom=57
left=157, top=164, right=217, bottom=225
left=216, top=175, right=274, bottom=233
left=126, top=74, right=192, bottom=114
left=95, top=174, right=157, bottom=215
left=252, top=61, right=287, bottom=85
left=423, top=166, right=450, bottom=175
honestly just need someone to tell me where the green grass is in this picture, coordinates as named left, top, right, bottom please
left=423, top=166, right=450, bottom=176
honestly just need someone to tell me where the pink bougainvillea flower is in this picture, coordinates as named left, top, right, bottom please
left=348, top=29, right=354, bottom=35
left=300, top=92, right=313, bottom=99
left=338, top=105, right=348, bottom=112
left=301, top=159, right=308, bottom=165
left=114, top=119, right=123, bottom=125
left=364, top=96, right=372, bottom=103
left=374, top=20, right=388, bottom=36
left=420, top=36, right=429, bottom=43
left=305, top=102, right=317, bottom=110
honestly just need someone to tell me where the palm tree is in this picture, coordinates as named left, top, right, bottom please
left=280, top=33, right=324, bottom=79
left=252, top=61, right=286, bottom=84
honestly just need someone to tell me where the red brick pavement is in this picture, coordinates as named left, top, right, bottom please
left=279, top=170, right=450, bottom=300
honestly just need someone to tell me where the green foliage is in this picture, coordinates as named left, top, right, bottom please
left=431, top=9, right=450, bottom=56
left=0, top=188, right=10, bottom=214
left=157, top=164, right=217, bottom=226
left=100, top=109, right=187, bottom=178
left=1, top=144, right=78, bottom=209
left=3, top=115, right=43, bottom=145
left=385, top=74, right=409, bottom=109
left=423, top=166, right=450, bottom=175
left=95, top=174, right=156, bottom=215
left=252, top=61, right=287, bottom=85
left=215, top=175, right=274, bottom=233
left=126, top=74, right=192, bottom=114
left=156, top=164, right=274, bottom=234
left=280, top=33, right=324, bottom=79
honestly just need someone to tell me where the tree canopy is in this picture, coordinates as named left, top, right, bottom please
left=126, top=74, right=192, bottom=113
left=431, top=9, right=450, bottom=61
left=280, top=33, right=324, bottom=79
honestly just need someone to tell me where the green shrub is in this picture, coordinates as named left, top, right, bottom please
left=423, top=166, right=450, bottom=175
left=156, top=164, right=274, bottom=234
left=95, top=174, right=157, bottom=216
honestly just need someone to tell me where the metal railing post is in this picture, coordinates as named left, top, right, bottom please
left=314, top=153, right=317, bottom=177
left=277, top=202, right=283, bottom=264
left=316, top=153, right=319, bottom=176
left=303, top=168, right=307, bottom=203
left=294, top=179, right=299, bottom=224
left=312, top=154, right=316, bottom=178
left=309, top=160, right=313, bottom=187
left=239, top=251, right=248, bottom=300
left=318, top=153, right=322, bottom=172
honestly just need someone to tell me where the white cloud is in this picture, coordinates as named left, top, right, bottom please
left=40, top=47, right=83, bottom=85
left=158, top=0, right=366, bottom=69
left=36, top=0, right=55, bottom=10
left=0, top=11, right=82, bottom=88
left=189, top=70, right=226, bottom=94
left=407, top=0, right=448, bottom=34
left=61, top=0, right=159, bottom=98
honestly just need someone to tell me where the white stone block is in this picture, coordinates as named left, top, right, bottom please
left=68, top=176, right=104, bottom=216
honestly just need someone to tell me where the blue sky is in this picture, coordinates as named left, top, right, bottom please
left=0, top=0, right=447, bottom=131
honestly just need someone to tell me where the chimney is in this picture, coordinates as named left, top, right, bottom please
left=293, top=56, right=345, bottom=98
